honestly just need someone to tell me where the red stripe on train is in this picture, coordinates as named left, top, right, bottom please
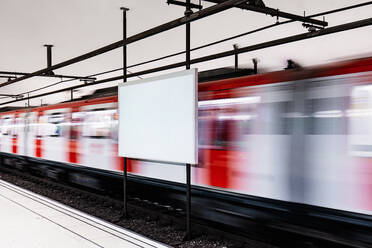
left=68, top=140, right=78, bottom=163
left=12, top=136, right=17, bottom=154
left=35, top=138, right=42, bottom=157
left=12, top=114, right=18, bottom=154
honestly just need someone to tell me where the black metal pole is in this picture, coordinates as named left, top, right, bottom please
left=121, top=6, right=129, bottom=219
left=253, top=58, right=258, bottom=74
left=44, top=45, right=54, bottom=76
left=122, top=7, right=129, bottom=83
left=233, top=44, right=238, bottom=70
left=185, top=163, right=191, bottom=240
left=123, top=157, right=128, bottom=217
left=186, top=5, right=191, bottom=69
left=185, top=0, right=192, bottom=240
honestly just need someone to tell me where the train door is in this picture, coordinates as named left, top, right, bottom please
left=301, top=75, right=351, bottom=209
left=197, top=84, right=293, bottom=201
left=198, top=92, right=260, bottom=191
left=348, top=71, right=372, bottom=212
left=42, top=108, right=70, bottom=163
left=1, top=115, right=14, bottom=153
left=35, top=111, right=45, bottom=158
left=80, top=103, right=117, bottom=170
left=15, top=113, right=27, bottom=156
left=26, top=112, right=38, bottom=157
left=249, top=83, right=294, bottom=201
left=68, top=108, right=83, bottom=164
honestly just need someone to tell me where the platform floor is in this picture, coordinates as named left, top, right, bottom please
left=0, top=179, right=170, bottom=248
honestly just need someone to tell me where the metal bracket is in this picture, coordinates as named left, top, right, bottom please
left=167, top=0, right=203, bottom=10
left=79, top=78, right=95, bottom=84
left=302, top=23, right=324, bottom=32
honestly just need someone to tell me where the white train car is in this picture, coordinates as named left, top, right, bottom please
left=1, top=57, right=372, bottom=215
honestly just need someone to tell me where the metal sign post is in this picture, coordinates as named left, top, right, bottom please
left=185, top=0, right=192, bottom=241
left=121, top=6, right=129, bottom=219
left=119, top=68, right=198, bottom=241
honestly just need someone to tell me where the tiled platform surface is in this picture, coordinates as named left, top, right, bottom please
left=0, top=179, right=170, bottom=248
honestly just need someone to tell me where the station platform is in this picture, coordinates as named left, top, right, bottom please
left=0, top=179, right=170, bottom=248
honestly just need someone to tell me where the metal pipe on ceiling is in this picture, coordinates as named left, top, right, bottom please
left=0, top=0, right=250, bottom=89
left=1, top=17, right=371, bottom=106
left=0, top=70, right=95, bottom=81
left=204, top=0, right=328, bottom=26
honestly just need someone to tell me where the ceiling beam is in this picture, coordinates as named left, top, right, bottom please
left=0, top=76, right=16, bottom=79
left=0, top=70, right=95, bottom=81
left=0, top=94, right=23, bottom=98
left=0, top=0, right=250, bottom=89
left=204, top=0, right=328, bottom=27
left=1, top=17, right=370, bottom=107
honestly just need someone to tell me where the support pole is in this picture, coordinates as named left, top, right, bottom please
left=185, top=0, right=192, bottom=240
left=121, top=7, right=129, bottom=83
left=123, top=157, right=128, bottom=217
left=252, top=58, right=258, bottom=74
left=44, top=45, right=54, bottom=76
left=186, top=8, right=191, bottom=69
left=185, top=163, right=191, bottom=240
left=121, top=6, right=129, bottom=219
left=233, top=44, right=239, bottom=70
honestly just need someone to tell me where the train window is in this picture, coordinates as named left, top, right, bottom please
left=258, top=101, right=293, bottom=135
left=198, top=117, right=212, bottom=146
left=215, top=110, right=257, bottom=149
left=348, top=86, right=372, bottom=135
left=305, top=97, right=348, bottom=135
left=111, top=110, right=119, bottom=142
left=70, top=112, right=84, bottom=140
left=215, top=119, right=235, bottom=148
left=12, top=117, right=25, bottom=136
left=198, top=108, right=218, bottom=147
left=1, top=118, right=12, bottom=135
left=82, top=109, right=115, bottom=139
left=46, top=113, right=67, bottom=137
left=198, top=96, right=261, bottom=149
left=27, top=114, right=38, bottom=133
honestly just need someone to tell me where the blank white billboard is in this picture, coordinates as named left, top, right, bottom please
left=118, top=69, right=198, bottom=164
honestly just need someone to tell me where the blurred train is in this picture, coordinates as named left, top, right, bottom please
left=1, top=56, right=372, bottom=216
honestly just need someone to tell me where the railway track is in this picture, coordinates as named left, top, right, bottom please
left=0, top=154, right=371, bottom=247
left=0, top=161, right=271, bottom=248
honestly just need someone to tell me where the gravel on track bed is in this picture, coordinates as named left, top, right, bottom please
left=0, top=169, right=263, bottom=248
